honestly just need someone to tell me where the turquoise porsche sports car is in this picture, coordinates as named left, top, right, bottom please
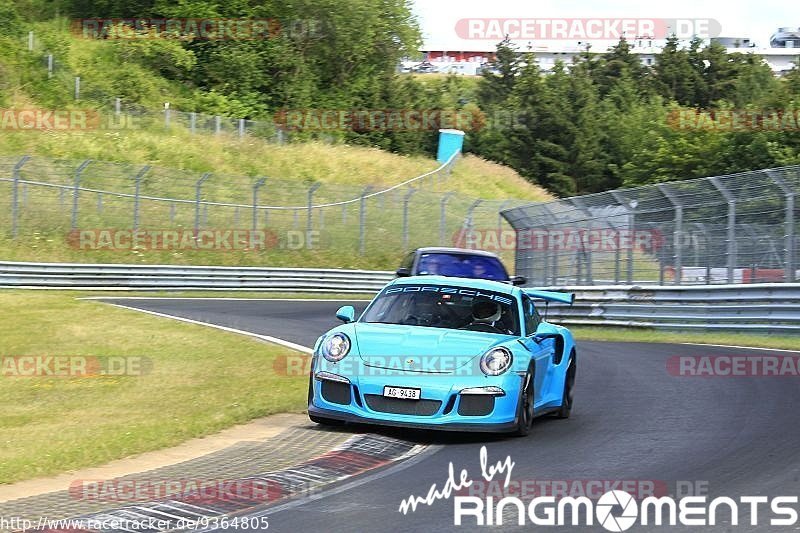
left=307, top=275, right=577, bottom=435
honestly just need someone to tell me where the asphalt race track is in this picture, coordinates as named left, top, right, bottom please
left=102, top=298, right=800, bottom=532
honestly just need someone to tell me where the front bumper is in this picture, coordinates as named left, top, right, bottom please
left=308, top=403, right=519, bottom=433
left=308, top=360, right=524, bottom=433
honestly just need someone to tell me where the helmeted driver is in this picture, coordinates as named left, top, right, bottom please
left=470, top=298, right=502, bottom=326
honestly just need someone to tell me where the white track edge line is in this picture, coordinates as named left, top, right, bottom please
left=102, top=302, right=313, bottom=354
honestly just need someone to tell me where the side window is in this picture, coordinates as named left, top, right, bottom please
left=521, top=295, right=540, bottom=335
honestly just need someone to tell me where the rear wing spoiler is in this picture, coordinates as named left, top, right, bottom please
left=523, top=289, right=575, bottom=306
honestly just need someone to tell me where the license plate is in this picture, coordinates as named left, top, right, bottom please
left=383, top=386, right=421, bottom=400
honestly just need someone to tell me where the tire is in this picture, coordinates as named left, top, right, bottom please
left=514, top=364, right=535, bottom=436
left=554, top=352, right=576, bottom=419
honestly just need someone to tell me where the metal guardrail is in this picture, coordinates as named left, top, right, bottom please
left=0, top=261, right=394, bottom=293
left=541, top=284, right=800, bottom=333
left=2, top=261, right=798, bottom=333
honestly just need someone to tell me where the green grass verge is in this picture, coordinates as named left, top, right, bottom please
left=571, top=326, right=800, bottom=351
left=0, top=291, right=307, bottom=484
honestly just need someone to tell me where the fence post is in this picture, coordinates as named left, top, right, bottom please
left=47, top=54, right=53, bottom=78
left=252, top=178, right=267, bottom=231
left=71, top=160, right=92, bottom=230
left=497, top=200, right=511, bottom=233
left=115, top=98, right=121, bottom=117
left=611, top=192, right=636, bottom=283
left=464, top=200, right=483, bottom=249
left=569, top=198, right=594, bottom=285
left=164, top=107, right=170, bottom=128
left=10, top=155, right=31, bottom=238
left=439, top=192, right=455, bottom=246
left=658, top=183, right=684, bottom=285
left=28, top=31, right=34, bottom=51
left=539, top=205, right=558, bottom=285
left=96, top=193, right=103, bottom=213
left=402, top=188, right=417, bottom=249
left=132, top=165, right=150, bottom=230
left=190, top=112, right=196, bottom=134
left=307, top=183, right=321, bottom=235
left=74, top=76, right=80, bottom=100
left=709, top=177, right=737, bottom=284
left=214, top=116, right=221, bottom=135
left=359, top=186, right=373, bottom=255
left=238, top=119, right=245, bottom=137
left=767, top=170, right=796, bottom=282
left=627, top=201, right=637, bottom=283
left=194, top=172, right=212, bottom=233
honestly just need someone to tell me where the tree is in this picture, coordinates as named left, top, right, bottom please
left=652, top=35, right=699, bottom=105
left=477, top=37, right=521, bottom=107
left=593, top=37, right=648, bottom=97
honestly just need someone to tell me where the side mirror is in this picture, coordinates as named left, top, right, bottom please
left=510, top=275, right=527, bottom=286
left=395, top=267, right=411, bottom=277
left=335, top=305, right=355, bottom=323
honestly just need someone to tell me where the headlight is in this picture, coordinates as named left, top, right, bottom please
left=480, top=347, right=513, bottom=376
left=322, top=333, right=351, bottom=362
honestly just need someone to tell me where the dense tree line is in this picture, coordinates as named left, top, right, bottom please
left=4, top=0, right=800, bottom=196
left=471, top=38, right=800, bottom=195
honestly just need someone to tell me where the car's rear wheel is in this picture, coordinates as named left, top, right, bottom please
left=514, top=364, right=535, bottom=436
left=555, top=352, right=576, bottom=419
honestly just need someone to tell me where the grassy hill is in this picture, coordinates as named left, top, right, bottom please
left=0, top=127, right=550, bottom=270
left=0, top=16, right=551, bottom=270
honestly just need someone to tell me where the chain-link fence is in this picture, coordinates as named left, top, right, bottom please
left=502, top=166, right=800, bottom=285
left=0, top=154, right=531, bottom=265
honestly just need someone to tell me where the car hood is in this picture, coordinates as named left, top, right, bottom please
left=352, top=323, right=507, bottom=372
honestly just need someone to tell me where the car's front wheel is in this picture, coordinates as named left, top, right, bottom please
left=514, top=364, right=535, bottom=436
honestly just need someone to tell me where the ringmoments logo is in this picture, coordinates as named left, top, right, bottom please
left=453, top=491, right=800, bottom=529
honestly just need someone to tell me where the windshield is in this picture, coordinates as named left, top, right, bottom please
left=416, top=253, right=509, bottom=281
left=361, top=284, right=520, bottom=335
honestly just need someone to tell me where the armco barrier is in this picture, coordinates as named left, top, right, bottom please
left=541, top=284, right=800, bottom=333
left=1, top=262, right=798, bottom=333
left=0, top=261, right=394, bottom=293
